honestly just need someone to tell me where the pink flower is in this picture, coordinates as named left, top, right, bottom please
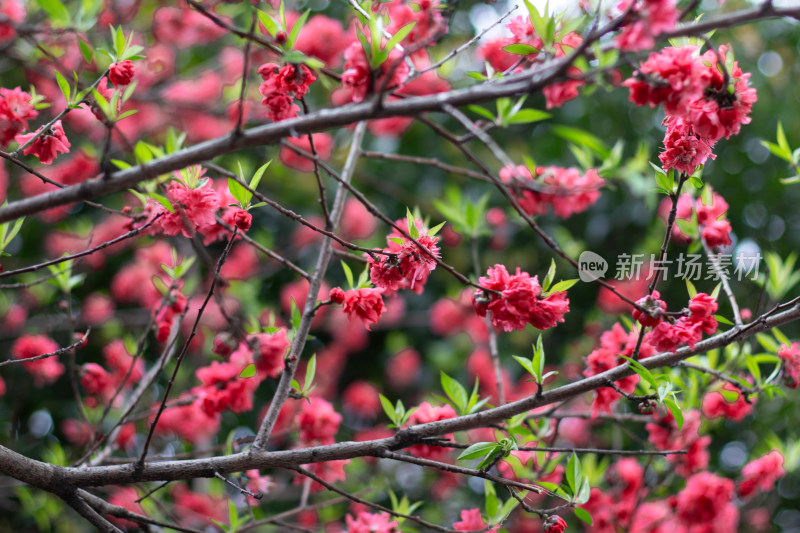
left=154, top=173, right=221, bottom=237
left=342, top=380, right=381, bottom=419
left=615, top=0, right=679, bottom=51
left=109, top=60, right=135, bottom=86
left=544, top=515, right=568, bottom=533
left=478, top=37, right=518, bottom=73
left=11, top=334, right=65, bottom=386
left=659, top=116, right=716, bottom=175
left=738, top=450, right=785, bottom=498
left=0, top=86, right=38, bottom=145
left=647, top=410, right=710, bottom=477
left=502, top=165, right=604, bottom=219
left=341, top=42, right=409, bottom=103
left=543, top=69, right=583, bottom=109
left=194, top=360, right=258, bottom=416
left=253, top=330, right=290, bottom=379
left=676, top=472, right=738, bottom=530
left=0, top=1, right=25, bottom=42
left=108, top=487, right=146, bottom=530
left=453, top=508, right=489, bottom=531
left=702, top=383, right=753, bottom=422
left=406, top=402, right=457, bottom=460
left=778, top=342, right=800, bottom=388
left=15, top=120, right=71, bottom=165
left=584, top=323, right=655, bottom=415
left=171, top=483, right=227, bottom=528
left=695, top=192, right=729, bottom=225
left=701, top=219, right=732, bottom=247
left=296, top=397, right=341, bottom=445
left=336, top=287, right=386, bottom=329
left=473, top=264, right=570, bottom=332
left=648, top=293, right=718, bottom=352
left=154, top=394, right=221, bottom=444
left=257, top=62, right=316, bottom=122
left=244, top=470, right=273, bottom=506
left=293, top=15, right=349, bottom=68
left=369, top=219, right=441, bottom=295
left=345, top=512, right=399, bottom=533
left=232, top=209, right=252, bottom=232
left=280, top=133, right=334, bottom=172
left=80, top=363, right=114, bottom=400
left=632, top=290, right=667, bottom=327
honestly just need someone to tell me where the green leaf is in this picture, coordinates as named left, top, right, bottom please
left=55, top=71, right=71, bottom=104
left=665, top=397, right=684, bottom=430
left=711, top=314, right=733, bottom=326
left=258, top=10, right=280, bottom=37
left=457, top=442, right=499, bottom=461
left=37, top=0, right=71, bottom=26
left=574, top=507, right=593, bottom=525
left=507, top=108, right=550, bottom=124
left=502, top=43, right=539, bottom=55
left=547, top=279, right=578, bottom=293
left=427, top=221, right=446, bottom=237
left=567, top=452, right=581, bottom=494
left=619, top=355, right=657, bottom=390
left=240, top=364, right=257, bottom=378
left=341, top=261, right=354, bottom=290
left=287, top=10, right=310, bottom=49
left=467, top=105, right=495, bottom=121
left=290, top=297, right=302, bottom=330
left=303, top=354, right=316, bottom=393
left=756, top=333, right=779, bottom=353
left=484, top=480, right=498, bottom=519
left=228, top=177, right=247, bottom=208
left=533, top=335, right=545, bottom=378
left=553, top=125, right=609, bottom=159
left=542, top=259, right=556, bottom=292
left=575, top=476, right=591, bottom=504
left=379, top=394, right=398, bottom=425
left=406, top=208, right=419, bottom=240
left=686, top=279, right=698, bottom=299
left=441, top=372, right=468, bottom=413
left=513, top=355, right=537, bottom=379
left=385, top=21, right=416, bottom=51
left=150, top=192, right=173, bottom=213
left=79, top=39, right=94, bottom=63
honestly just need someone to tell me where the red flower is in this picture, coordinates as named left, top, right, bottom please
left=738, top=450, right=785, bottom=498
left=340, top=42, right=409, bottom=103
left=473, top=264, right=570, bottom=332
left=702, top=383, right=754, bottom=422
left=231, top=208, right=252, bottom=232
left=778, top=342, right=800, bottom=388
left=339, top=287, right=386, bottom=329
left=15, top=120, right=71, bottom=165
left=296, top=397, right=341, bottom=445
left=615, top=0, right=679, bottom=52
left=632, top=290, right=667, bottom=327
left=701, top=219, right=732, bottom=247
left=659, top=116, right=716, bottom=175
left=11, top=334, right=65, bottom=386
left=544, top=515, right=568, bottom=533
left=0, top=86, right=38, bottom=145
left=345, top=512, right=399, bottom=533
left=109, top=60, right=135, bottom=86
left=453, top=508, right=490, bottom=531
left=406, top=402, right=457, bottom=460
